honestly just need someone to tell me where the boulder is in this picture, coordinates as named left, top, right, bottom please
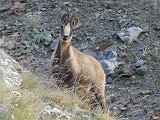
left=0, top=49, right=23, bottom=88
left=117, top=27, right=144, bottom=44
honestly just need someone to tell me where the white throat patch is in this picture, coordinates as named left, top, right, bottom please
left=64, top=23, right=71, bottom=36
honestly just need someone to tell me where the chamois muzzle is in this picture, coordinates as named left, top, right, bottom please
left=63, top=35, right=69, bottom=41
left=61, top=12, right=78, bottom=41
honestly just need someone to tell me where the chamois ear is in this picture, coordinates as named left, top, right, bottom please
left=61, top=13, right=68, bottom=24
left=70, top=15, right=78, bottom=28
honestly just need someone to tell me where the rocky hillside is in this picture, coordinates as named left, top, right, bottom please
left=0, top=0, right=160, bottom=120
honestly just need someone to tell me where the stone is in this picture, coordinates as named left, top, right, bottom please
left=119, top=18, right=127, bottom=24
left=100, top=60, right=118, bottom=76
left=0, top=49, right=23, bottom=88
left=0, top=103, right=12, bottom=112
left=96, top=49, right=118, bottom=76
left=151, top=115, right=160, bottom=120
left=127, top=27, right=143, bottom=40
left=143, top=26, right=149, bottom=32
left=37, top=3, right=43, bottom=11
left=5, top=40, right=16, bottom=50
left=2, top=36, right=17, bottom=50
left=152, top=41, right=160, bottom=49
left=139, top=90, right=152, bottom=95
left=118, top=44, right=128, bottom=50
left=94, top=13, right=100, bottom=18
left=117, top=27, right=144, bottom=44
left=135, top=60, right=146, bottom=68
left=121, top=66, right=136, bottom=77
left=117, top=32, right=130, bottom=42
left=102, top=0, right=114, bottom=9
left=0, top=5, right=12, bottom=12
left=136, top=66, right=147, bottom=76
left=10, top=2, right=26, bottom=13
left=50, top=38, right=59, bottom=51
left=63, top=2, right=70, bottom=5
left=157, top=32, right=160, bottom=37
left=117, top=105, right=127, bottom=111
left=103, top=48, right=118, bottom=61
left=96, top=52, right=106, bottom=61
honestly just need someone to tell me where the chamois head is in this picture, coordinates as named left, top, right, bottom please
left=60, top=12, right=78, bottom=42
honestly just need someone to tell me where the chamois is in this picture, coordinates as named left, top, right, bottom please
left=50, top=12, right=108, bottom=113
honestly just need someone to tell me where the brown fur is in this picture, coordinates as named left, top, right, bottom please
left=50, top=13, right=108, bottom=113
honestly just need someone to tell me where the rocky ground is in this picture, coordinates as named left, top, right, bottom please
left=0, top=0, right=160, bottom=120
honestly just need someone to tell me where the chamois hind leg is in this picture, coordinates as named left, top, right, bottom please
left=94, top=85, right=108, bottom=113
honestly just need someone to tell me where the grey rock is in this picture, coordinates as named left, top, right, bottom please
left=103, top=48, right=118, bottom=61
left=157, top=32, right=160, bottom=37
left=118, top=44, right=128, bottom=50
left=102, top=0, right=114, bottom=9
left=94, top=13, right=100, bottom=18
left=128, top=27, right=143, bottom=40
left=117, top=32, right=130, bottom=42
left=100, top=60, right=118, bottom=76
left=135, top=60, right=146, bottom=68
left=5, top=40, right=16, bottom=50
left=143, top=26, right=149, bottom=32
left=117, top=27, right=144, bottom=44
left=96, top=52, right=106, bottom=61
left=136, top=66, right=147, bottom=76
left=119, top=18, right=127, bottom=24
left=81, top=115, right=93, bottom=120
left=37, top=3, right=43, bottom=11
left=0, top=49, right=23, bottom=88
left=0, top=4, right=12, bottom=12
left=3, top=36, right=17, bottom=50
left=0, top=103, right=11, bottom=112
left=122, top=118, right=130, bottom=120
left=63, top=2, right=70, bottom=5
left=154, top=23, right=160, bottom=30
left=98, top=49, right=118, bottom=76
left=121, top=66, right=136, bottom=77
left=50, top=38, right=59, bottom=51
left=139, top=90, right=152, bottom=95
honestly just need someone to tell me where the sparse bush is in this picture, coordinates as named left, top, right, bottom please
left=150, top=0, right=157, bottom=10
left=145, top=53, right=152, bottom=64
left=128, top=51, right=137, bottom=62
left=152, top=49, right=159, bottom=62
left=22, top=31, right=52, bottom=44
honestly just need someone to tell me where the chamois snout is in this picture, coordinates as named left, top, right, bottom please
left=62, top=35, right=69, bottom=41
left=61, top=12, right=78, bottom=41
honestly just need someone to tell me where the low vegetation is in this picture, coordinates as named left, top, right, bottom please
left=150, top=0, right=158, bottom=10
left=22, top=30, right=52, bottom=44
left=152, top=49, right=159, bottom=62
left=0, top=72, right=116, bottom=120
